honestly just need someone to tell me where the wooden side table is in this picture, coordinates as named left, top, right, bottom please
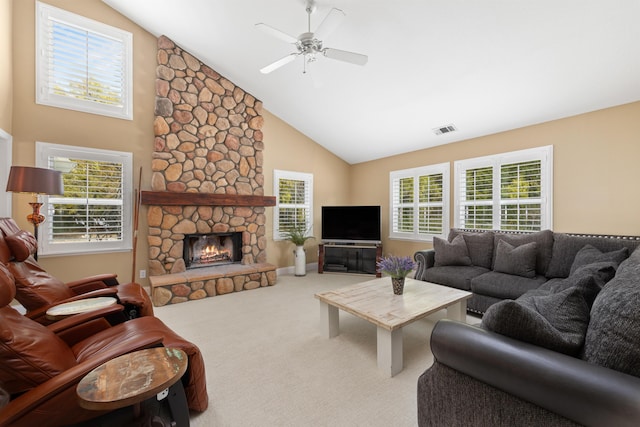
left=46, top=296, right=117, bottom=320
left=77, top=347, right=189, bottom=426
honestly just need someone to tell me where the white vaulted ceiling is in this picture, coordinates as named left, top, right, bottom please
left=102, top=0, right=640, bottom=164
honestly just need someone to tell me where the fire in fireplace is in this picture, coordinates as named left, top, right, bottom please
left=183, top=232, right=242, bottom=269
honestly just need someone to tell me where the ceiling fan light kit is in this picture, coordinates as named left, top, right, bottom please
left=256, top=0, right=368, bottom=74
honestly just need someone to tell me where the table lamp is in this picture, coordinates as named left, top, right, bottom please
left=5, top=166, right=64, bottom=254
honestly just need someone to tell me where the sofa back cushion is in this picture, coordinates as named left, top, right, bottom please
left=448, top=229, right=494, bottom=269
left=546, top=233, right=640, bottom=278
left=492, top=229, right=554, bottom=276
left=582, top=246, right=640, bottom=377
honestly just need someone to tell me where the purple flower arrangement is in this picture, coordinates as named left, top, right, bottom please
left=376, top=255, right=416, bottom=278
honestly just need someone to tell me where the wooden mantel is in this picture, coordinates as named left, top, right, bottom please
left=140, top=191, right=276, bottom=207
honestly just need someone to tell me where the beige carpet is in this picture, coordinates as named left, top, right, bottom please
left=154, top=272, right=465, bottom=427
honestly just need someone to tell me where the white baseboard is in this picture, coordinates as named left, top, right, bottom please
left=277, top=262, right=318, bottom=276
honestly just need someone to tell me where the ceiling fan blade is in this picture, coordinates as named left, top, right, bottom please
left=314, top=8, right=345, bottom=40
left=323, top=48, right=368, bottom=66
left=260, top=53, right=299, bottom=74
left=255, top=23, right=298, bottom=44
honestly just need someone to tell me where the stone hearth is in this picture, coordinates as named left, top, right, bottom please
left=146, top=35, right=276, bottom=306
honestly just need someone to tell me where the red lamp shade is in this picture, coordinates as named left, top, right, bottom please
left=5, top=166, right=64, bottom=195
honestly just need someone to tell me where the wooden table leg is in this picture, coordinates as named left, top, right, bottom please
left=320, top=301, right=339, bottom=338
left=446, top=300, right=467, bottom=322
left=377, top=326, right=403, bottom=377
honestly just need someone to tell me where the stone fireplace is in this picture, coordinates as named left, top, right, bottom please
left=145, top=35, right=277, bottom=306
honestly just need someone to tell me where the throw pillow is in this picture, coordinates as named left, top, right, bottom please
left=569, top=245, right=628, bottom=275
left=434, top=235, right=472, bottom=267
left=482, top=275, right=599, bottom=355
left=5, top=230, right=38, bottom=262
left=493, top=240, right=537, bottom=278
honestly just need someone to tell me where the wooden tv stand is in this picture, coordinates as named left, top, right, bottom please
left=318, top=242, right=382, bottom=277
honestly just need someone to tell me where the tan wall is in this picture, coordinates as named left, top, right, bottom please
left=261, top=109, right=351, bottom=267
left=351, top=101, right=640, bottom=259
left=11, top=0, right=157, bottom=285
left=0, top=0, right=12, bottom=132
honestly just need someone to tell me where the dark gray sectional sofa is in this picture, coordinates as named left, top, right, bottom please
left=414, top=228, right=640, bottom=313
left=415, top=229, right=640, bottom=426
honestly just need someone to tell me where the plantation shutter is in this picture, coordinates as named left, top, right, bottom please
left=390, top=163, right=449, bottom=240
left=274, top=170, right=313, bottom=239
left=458, top=166, right=494, bottom=229
left=47, top=158, right=125, bottom=243
left=454, top=146, right=552, bottom=232
left=391, top=176, right=414, bottom=234
left=36, top=2, right=132, bottom=119
left=500, top=160, right=542, bottom=231
left=418, top=173, right=444, bottom=235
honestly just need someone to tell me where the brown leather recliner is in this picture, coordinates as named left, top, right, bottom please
left=0, top=217, right=153, bottom=322
left=0, top=262, right=208, bottom=427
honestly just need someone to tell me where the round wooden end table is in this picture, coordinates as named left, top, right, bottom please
left=76, top=347, right=188, bottom=423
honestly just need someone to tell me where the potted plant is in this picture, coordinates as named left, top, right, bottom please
left=376, top=255, right=416, bottom=295
left=281, top=226, right=314, bottom=276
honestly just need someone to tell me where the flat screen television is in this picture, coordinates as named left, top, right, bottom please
left=321, top=205, right=381, bottom=243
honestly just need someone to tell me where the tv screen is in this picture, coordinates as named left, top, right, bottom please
left=321, top=206, right=381, bottom=243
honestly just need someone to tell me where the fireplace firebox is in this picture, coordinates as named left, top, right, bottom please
left=183, top=232, right=242, bottom=269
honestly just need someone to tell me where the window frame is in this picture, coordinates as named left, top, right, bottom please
left=35, top=1, right=133, bottom=120
left=389, top=162, right=450, bottom=242
left=36, top=142, right=133, bottom=256
left=453, top=145, right=553, bottom=232
left=273, top=170, right=314, bottom=241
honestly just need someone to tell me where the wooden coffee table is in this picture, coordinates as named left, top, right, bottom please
left=315, top=277, right=472, bottom=377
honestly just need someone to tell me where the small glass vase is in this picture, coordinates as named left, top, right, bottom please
left=391, top=277, right=405, bottom=295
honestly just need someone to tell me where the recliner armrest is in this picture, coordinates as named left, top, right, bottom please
left=431, top=319, right=640, bottom=427
left=66, top=273, right=119, bottom=293
left=414, top=249, right=435, bottom=280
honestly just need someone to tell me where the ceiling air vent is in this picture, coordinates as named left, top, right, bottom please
left=433, top=124, right=457, bottom=135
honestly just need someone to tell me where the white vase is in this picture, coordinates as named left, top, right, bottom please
left=294, top=245, right=306, bottom=276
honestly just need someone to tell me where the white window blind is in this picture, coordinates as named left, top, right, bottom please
left=273, top=170, right=313, bottom=240
left=454, top=146, right=553, bottom=232
left=390, top=163, right=449, bottom=241
left=36, top=142, right=133, bottom=256
left=36, top=1, right=133, bottom=120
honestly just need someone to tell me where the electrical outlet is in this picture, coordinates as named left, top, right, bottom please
left=139, top=269, right=146, bottom=279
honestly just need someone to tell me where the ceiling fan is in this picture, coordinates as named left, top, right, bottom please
left=256, top=0, right=368, bottom=74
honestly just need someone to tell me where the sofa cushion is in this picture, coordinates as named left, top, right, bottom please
left=482, top=274, right=600, bottom=356
left=434, top=235, right=472, bottom=266
left=493, top=240, right=537, bottom=278
left=448, top=229, right=494, bottom=269
left=569, top=245, right=628, bottom=275
left=493, top=230, right=554, bottom=276
left=471, top=271, right=547, bottom=300
left=546, top=233, right=639, bottom=278
left=541, top=261, right=618, bottom=297
left=423, top=266, right=489, bottom=291
left=583, top=247, right=640, bottom=376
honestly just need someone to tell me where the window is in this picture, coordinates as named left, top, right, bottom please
left=454, top=146, right=553, bottom=232
left=273, top=170, right=313, bottom=240
left=36, top=1, right=133, bottom=120
left=390, top=163, right=450, bottom=241
left=36, top=142, right=133, bottom=256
